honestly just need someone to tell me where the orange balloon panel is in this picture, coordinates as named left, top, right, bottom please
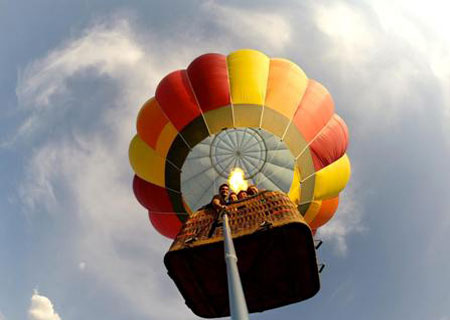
left=136, top=98, right=170, bottom=149
left=264, top=58, right=307, bottom=119
left=291, top=80, right=334, bottom=142
left=309, top=197, right=339, bottom=230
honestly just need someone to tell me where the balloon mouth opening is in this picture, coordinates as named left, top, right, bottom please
left=180, top=128, right=295, bottom=211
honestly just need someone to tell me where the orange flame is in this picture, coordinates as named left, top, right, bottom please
left=228, top=167, right=248, bottom=193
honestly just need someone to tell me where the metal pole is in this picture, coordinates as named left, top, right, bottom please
left=222, top=210, right=249, bottom=320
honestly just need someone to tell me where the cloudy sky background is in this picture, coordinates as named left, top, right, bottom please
left=1, top=0, right=450, bottom=319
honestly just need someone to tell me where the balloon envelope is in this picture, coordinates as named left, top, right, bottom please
left=129, top=49, right=351, bottom=238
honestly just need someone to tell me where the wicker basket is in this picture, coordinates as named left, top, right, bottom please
left=164, top=191, right=319, bottom=318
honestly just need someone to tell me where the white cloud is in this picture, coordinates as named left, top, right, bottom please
left=78, top=262, right=86, bottom=271
left=201, top=1, right=291, bottom=52
left=28, top=291, right=61, bottom=320
left=317, top=183, right=364, bottom=255
left=371, top=0, right=450, bottom=100
left=19, top=143, right=60, bottom=215
left=375, top=0, right=450, bottom=43
left=14, top=18, right=160, bottom=143
left=311, top=0, right=450, bottom=128
left=17, top=19, right=144, bottom=110
left=314, top=2, right=376, bottom=59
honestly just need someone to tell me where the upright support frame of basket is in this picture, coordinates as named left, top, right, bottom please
left=222, top=210, right=249, bottom=320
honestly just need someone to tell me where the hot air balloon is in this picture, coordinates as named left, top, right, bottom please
left=129, top=49, right=351, bottom=318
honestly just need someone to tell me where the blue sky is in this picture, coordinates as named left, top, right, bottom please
left=1, top=1, right=450, bottom=319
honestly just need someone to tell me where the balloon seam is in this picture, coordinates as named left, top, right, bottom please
left=295, top=114, right=336, bottom=163
left=154, top=95, right=192, bottom=151
left=281, top=66, right=309, bottom=141
left=185, top=70, right=212, bottom=136
left=225, top=54, right=236, bottom=128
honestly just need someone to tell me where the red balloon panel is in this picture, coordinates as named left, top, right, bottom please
left=156, top=70, right=201, bottom=132
left=133, top=175, right=183, bottom=239
left=309, top=114, right=349, bottom=170
left=133, top=175, right=173, bottom=211
left=149, top=211, right=183, bottom=239
left=187, top=53, right=231, bottom=113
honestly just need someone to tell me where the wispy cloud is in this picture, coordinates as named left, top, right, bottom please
left=28, top=291, right=61, bottom=320
left=371, top=0, right=450, bottom=111
left=78, top=261, right=86, bottom=271
left=308, top=1, right=450, bottom=255
left=317, top=183, right=365, bottom=255
left=314, top=2, right=376, bottom=60
left=201, top=1, right=291, bottom=52
left=17, top=19, right=144, bottom=110
left=311, top=0, right=450, bottom=130
left=13, top=18, right=160, bottom=148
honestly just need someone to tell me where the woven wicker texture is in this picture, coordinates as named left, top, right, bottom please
left=169, top=190, right=308, bottom=251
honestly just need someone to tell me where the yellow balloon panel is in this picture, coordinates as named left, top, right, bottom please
left=284, top=124, right=310, bottom=158
left=155, top=122, right=178, bottom=158
left=264, top=58, right=308, bottom=119
left=259, top=108, right=291, bottom=138
left=129, top=135, right=166, bottom=187
left=203, top=105, right=234, bottom=135
left=288, top=166, right=301, bottom=205
left=227, top=49, right=270, bottom=105
left=233, top=104, right=262, bottom=128
left=303, top=200, right=322, bottom=224
left=311, top=153, right=351, bottom=200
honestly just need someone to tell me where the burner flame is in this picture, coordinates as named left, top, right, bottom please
left=228, top=167, right=248, bottom=193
